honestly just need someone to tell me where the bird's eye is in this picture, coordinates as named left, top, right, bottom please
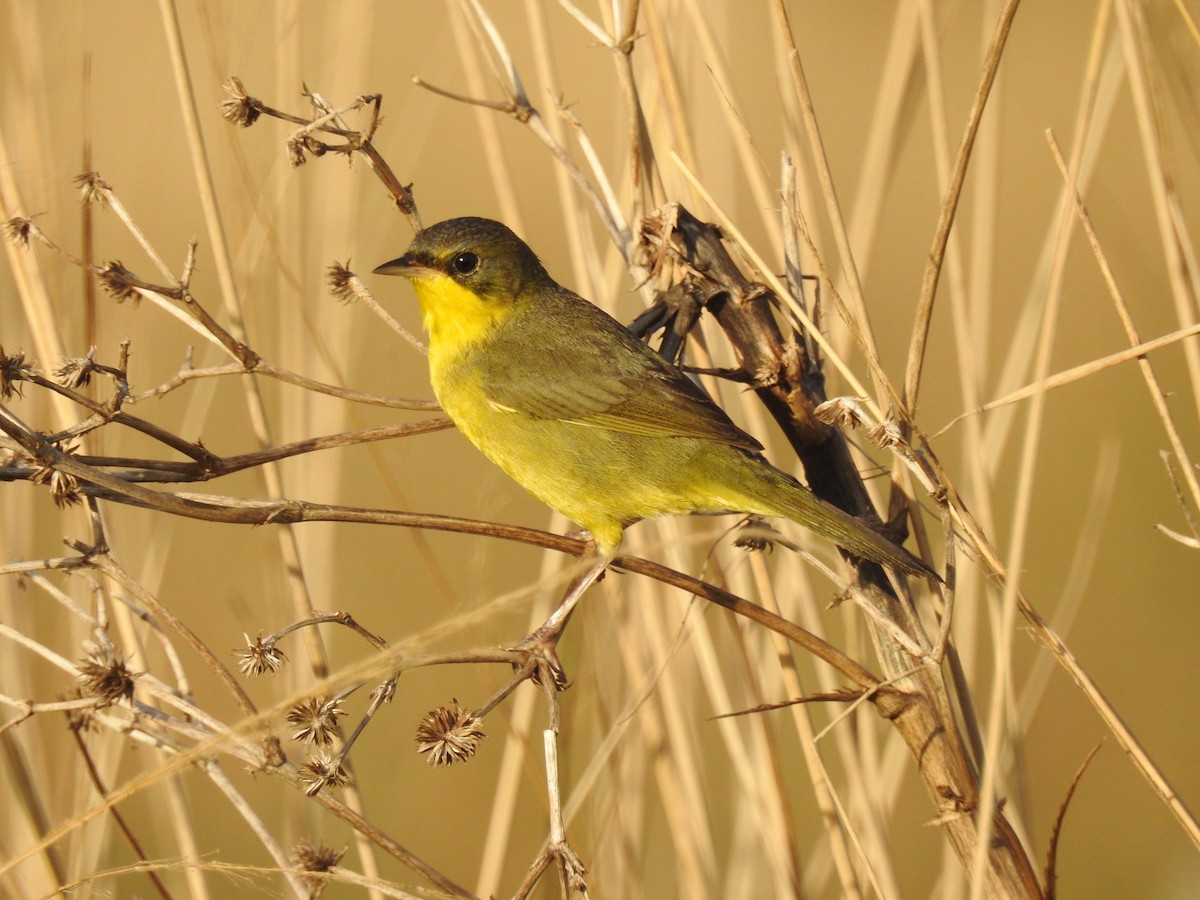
left=451, top=252, right=480, bottom=276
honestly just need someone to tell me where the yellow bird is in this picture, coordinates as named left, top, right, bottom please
left=376, top=217, right=932, bottom=676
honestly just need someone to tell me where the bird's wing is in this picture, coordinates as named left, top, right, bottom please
left=480, top=289, right=763, bottom=452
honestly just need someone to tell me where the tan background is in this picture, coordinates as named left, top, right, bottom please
left=2, top=1, right=1199, bottom=897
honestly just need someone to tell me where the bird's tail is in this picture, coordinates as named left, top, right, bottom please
left=722, top=456, right=937, bottom=579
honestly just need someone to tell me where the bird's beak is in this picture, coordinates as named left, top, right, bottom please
left=373, top=254, right=438, bottom=279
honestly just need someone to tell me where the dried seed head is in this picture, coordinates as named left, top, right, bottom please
left=78, top=647, right=135, bottom=708
left=55, top=348, right=98, bottom=389
left=289, top=839, right=346, bottom=898
left=42, top=468, right=82, bottom=508
left=733, top=516, right=780, bottom=553
left=814, top=397, right=864, bottom=430
left=297, top=751, right=351, bottom=796
left=368, top=677, right=397, bottom=706
left=74, top=172, right=113, bottom=206
left=66, top=688, right=97, bottom=732
left=67, top=706, right=96, bottom=732
left=2, top=216, right=38, bottom=247
left=219, top=77, right=260, bottom=127
left=0, top=346, right=35, bottom=400
left=30, top=442, right=82, bottom=508
left=287, top=696, right=346, bottom=747
left=867, top=420, right=903, bottom=449
left=326, top=262, right=366, bottom=305
left=286, top=135, right=308, bottom=168
left=236, top=633, right=287, bottom=676
left=98, top=261, right=142, bottom=304
left=415, top=699, right=485, bottom=767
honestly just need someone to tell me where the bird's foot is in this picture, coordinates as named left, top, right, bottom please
left=509, top=551, right=611, bottom=691
left=511, top=626, right=570, bottom=690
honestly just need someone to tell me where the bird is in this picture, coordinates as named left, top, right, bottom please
left=375, top=217, right=933, bottom=681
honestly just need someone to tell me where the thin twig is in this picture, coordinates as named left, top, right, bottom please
left=903, top=0, right=1025, bottom=416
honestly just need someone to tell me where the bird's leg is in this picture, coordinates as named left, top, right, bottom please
left=513, top=548, right=611, bottom=689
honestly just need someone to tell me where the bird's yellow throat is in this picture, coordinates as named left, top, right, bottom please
left=408, top=273, right=509, bottom=366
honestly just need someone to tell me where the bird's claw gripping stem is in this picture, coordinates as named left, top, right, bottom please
left=510, top=552, right=611, bottom=690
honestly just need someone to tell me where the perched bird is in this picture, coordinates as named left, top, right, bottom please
left=375, top=217, right=932, bottom=676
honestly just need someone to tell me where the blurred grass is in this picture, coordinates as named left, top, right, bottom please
left=2, top=1, right=1199, bottom=897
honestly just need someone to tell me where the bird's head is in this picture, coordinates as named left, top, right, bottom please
left=374, top=217, right=550, bottom=352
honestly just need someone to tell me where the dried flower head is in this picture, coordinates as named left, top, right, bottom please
left=219, top=77, right=260, bottom=127
left=55, top=348, right=98, bottom=390
left=286, top=135, right=309, bottom=168
left=67, top=705, right=96, bottom=733
left=65, top=688, right=97, bottom=732
left=2, top=216, right=38, bottom=247
left=237, top=633, right=287, bottom=676
left=0, top=346, right=35, bottom=400
left=814, top=397, right=866, bottom=430
left=867, top=420, right=903, bottom=450
left=78, top=646, right=135, bottom=708
left=74, top=172, right=113, bottom=206
left=326, top=262, right=365, bottom=305
left=98, top=261, right=142, bottom=304
left=289, top=839, right=346, bottom=898
left=44, top=468, right=82, bottom=508
left=30, top=441, right=82, bottom=508
left=369, top=676, right=397, bottom=706
left=415, top=699, right=485, bottom=767
left=297, top=751, right=351, bottom=796
left=287, top=695, right=346, bottom=747
left=733, top=516, right=780, bottom=553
